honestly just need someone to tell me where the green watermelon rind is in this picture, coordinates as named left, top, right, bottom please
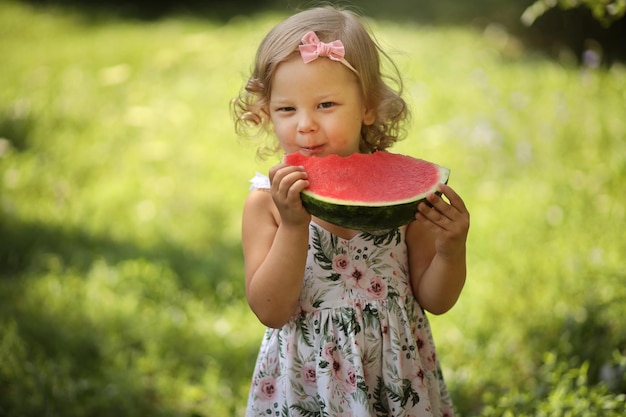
left=301, top=165, right=450, bottom=231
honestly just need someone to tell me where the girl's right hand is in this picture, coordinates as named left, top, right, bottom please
left=269, top=163, right=311, bottom=227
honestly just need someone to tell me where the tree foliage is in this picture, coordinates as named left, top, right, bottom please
left=522, top=0, right=626, bottom=26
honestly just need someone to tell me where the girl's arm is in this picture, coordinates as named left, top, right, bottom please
left=242, top=164, right=310, bottom=328
left=406, top=184, right=470, bottom=315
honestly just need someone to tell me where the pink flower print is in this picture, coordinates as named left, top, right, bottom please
left=365, top=275, right=387, bottom=300
left=321, top=342, right=335, bottom=362
left=344, top=266, right=363, bottom=288
left=416, top=336, right=424, bottom=351
left=332, top=253, right=350, bottom=272
left=257, top=376, right=277, bottom=401
left=428, top=351, right=438, bottom=370
left=332, top=357, right=341, bottom=375
left=301, top=362, right=317, bottom=386
left=343, top=262, right=372, bottom=290
left=416, top=336, right=437, bottom=372
left=442, top=406, right=456, bottom=417
left=342, top=363, right=357, bottom=394
left=415, top=368, right=426, bottom=389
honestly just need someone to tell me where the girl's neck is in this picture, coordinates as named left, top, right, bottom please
left=312, top=217, right=360, bottom=240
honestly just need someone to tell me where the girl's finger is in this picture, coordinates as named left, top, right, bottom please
left=417, top=201, right=452, bottom=230
left=422, top=191, right=456, bottom=223
left=438, top=184, right=469, bottom=215
left=271, top=165, right=304, bottom=189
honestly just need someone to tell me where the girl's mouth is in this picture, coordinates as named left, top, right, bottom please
left=301, top=145, right=325, bottom=155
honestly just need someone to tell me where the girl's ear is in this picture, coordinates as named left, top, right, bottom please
left=363, top=106, right=376, bottom=126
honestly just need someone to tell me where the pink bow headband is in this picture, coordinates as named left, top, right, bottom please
left=298, top=31, right=359, bottom=76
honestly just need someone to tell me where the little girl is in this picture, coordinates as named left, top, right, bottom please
left=232, top=6, right=469, bottom=417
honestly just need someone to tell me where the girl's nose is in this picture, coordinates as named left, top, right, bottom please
left=297, top=111, right=318, bottom=133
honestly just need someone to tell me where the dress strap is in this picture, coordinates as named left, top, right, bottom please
left=249, top=172, right=270, bottom=191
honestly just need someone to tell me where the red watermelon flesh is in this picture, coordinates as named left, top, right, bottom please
left=284, top=151, right=450, bottom=231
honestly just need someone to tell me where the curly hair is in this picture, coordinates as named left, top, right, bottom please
left=232, top=5, right=409, bottom=158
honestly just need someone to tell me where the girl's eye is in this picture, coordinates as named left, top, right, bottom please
left=318, top=102, right=335, bottom=109
left=278, top=106, right=295, bottom=112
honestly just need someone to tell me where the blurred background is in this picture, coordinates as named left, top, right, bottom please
left=1, top=0, right=625, bottom=415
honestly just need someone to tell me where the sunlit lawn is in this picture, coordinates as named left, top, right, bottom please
left=0, top=1, right=625, bottom=415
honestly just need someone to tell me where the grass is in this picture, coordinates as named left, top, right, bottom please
left=1, top=1, right=625, bottom=415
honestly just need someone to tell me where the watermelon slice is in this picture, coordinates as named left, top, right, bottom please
left=285, top=151, right=450, bottom=231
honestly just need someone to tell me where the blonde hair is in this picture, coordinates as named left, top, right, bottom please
left=232, top=5, right=409, bottom=158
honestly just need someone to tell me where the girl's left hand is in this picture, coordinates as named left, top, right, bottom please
left=415, top=183, right=470, bottom=259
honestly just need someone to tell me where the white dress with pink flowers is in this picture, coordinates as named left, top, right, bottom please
left=246, top=176, right=455, bottom=417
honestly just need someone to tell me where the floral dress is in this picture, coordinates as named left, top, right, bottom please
left=246, top=174, right=455, bottom=417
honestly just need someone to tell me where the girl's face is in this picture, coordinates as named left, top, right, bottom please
left=269, top=55, right=375, bottom=157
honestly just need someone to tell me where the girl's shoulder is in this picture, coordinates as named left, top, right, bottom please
left=244, top=173, right=278, bottom=226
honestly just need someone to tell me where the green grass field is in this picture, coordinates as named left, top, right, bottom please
left=1, top=1, right=625, bottom=415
